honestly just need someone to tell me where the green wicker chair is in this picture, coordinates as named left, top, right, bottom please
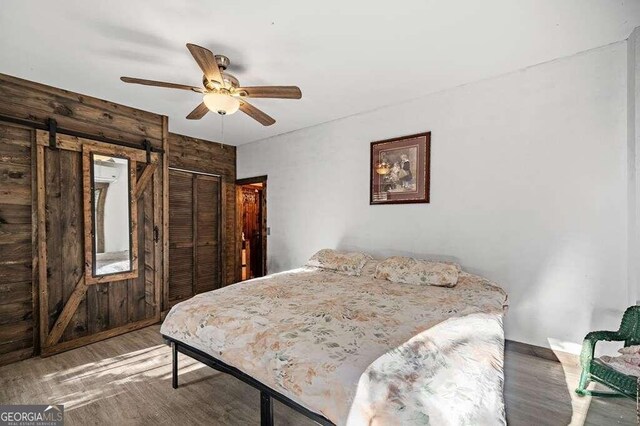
left=576, top=305, right=640, bottom=399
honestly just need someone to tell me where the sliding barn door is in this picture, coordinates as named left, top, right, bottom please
left=36, top=131, right=162, bottom=356
left=168, top=170, right=221, bottom=306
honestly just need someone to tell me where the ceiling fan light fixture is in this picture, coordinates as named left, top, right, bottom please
left=203, top=92, right=240, bottom=115
left=121, top=43, right=300, bottom=125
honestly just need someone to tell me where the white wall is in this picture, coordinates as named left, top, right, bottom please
left=629, top=28, right=640, bottom=306
left=238, top=42, right=629, bottom=351
left=103, top=161, right=130, bottom=253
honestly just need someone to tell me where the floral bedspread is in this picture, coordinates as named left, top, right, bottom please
left=160, top=267, right=508, bottom=425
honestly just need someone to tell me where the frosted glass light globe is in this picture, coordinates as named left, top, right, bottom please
left=203, top=92, right=240, bottom=115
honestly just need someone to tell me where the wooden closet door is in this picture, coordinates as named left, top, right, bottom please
left=168, top=170, right=194, bottom=303
left=168, top=170, right=221, bottom=305
left=194, top=175, right=221, bottom=294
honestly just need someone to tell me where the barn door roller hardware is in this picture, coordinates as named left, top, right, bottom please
left=143, top=139, right=152, bottom=163
left=47, top=118, right=58, bottom=149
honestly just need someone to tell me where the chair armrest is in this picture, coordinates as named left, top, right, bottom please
left=579, top=331, right=624, bottom=368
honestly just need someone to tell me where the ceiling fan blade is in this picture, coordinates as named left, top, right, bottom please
left=186, top=43, right=224, bottom=85
left=186, top=102, right=209, bottom=120
left=239, top=100, right=275, bottom=126
left=120, top=76, right=203, bottom=93
left=236, top=86, right=302, bottom=99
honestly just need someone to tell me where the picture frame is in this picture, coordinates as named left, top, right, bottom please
left=370, top=132, right=431, bottom=205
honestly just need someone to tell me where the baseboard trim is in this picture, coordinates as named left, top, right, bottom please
left=505, top=339, right=578, bottom=364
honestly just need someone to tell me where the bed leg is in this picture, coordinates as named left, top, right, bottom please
left=260, top=391, right=273, bottom=426
left=171, top=342, right=178, bottom=389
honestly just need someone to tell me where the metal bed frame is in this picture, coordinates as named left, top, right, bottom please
left=164, top=335, right=335, bottom=426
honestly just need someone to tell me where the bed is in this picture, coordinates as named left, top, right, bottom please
left=161, top=262, right=508, bottom=425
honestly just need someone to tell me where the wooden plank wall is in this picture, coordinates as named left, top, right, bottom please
left=0, top=73, right=167, bottom=365
left=0, top=74, right=164, bottom=150
left=167, top=133, right=236, bottom=288
left=0, top=123, right=35, bottom=365
left=0, top=73, right=239, bottom=365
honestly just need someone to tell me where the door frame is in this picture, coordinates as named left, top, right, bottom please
left=236, top=175, right=267, bottom=280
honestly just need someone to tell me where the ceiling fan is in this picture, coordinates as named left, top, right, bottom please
left=120, top=43, right=302, bottom=126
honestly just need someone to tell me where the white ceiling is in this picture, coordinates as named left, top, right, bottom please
left=1, top=0, right=639, bottom=145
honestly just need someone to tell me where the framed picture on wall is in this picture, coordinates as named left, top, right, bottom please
left=370, top=132, right=431, bottom=205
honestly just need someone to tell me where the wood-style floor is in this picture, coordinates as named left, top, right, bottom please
left=0, top=326, right=636, bottom=425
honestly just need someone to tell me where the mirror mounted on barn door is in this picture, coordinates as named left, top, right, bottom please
left=82, top=145, right=139, bottom=284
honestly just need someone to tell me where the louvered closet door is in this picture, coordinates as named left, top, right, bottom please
left=168, top=170, right=194, bottom=302
left=194, top=175, right=221, bottom=293
left=168, top=170, right=221, bottom=305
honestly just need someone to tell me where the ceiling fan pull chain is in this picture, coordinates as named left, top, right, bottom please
left=220, top=115, right=225, bottom=148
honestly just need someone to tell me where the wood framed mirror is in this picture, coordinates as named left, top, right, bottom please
left=83, top=145, right=138, bottom=284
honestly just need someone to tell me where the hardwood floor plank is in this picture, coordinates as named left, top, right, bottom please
left=0, top=325, right=635, bottom=425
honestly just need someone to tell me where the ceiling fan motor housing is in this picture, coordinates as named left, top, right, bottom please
left=203, top=72, right=239, bottom=91
left=214, top=55, right=230, bottom=70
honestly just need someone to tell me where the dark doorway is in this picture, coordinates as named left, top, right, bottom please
left=236, top=176, right=267, bottom=281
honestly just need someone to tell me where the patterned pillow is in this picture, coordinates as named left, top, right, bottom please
left=374, top=256, right=460, bottom=287
left=306, top=249, right=372, bottom=276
